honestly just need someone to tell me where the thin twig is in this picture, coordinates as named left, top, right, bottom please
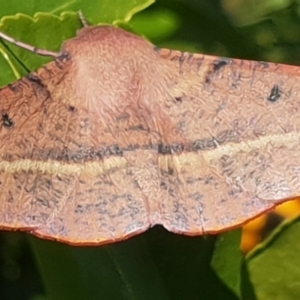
left=78, top=10, right=89, bottom=28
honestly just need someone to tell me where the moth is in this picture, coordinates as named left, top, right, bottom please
left=0, top=13, right=299, bottom=246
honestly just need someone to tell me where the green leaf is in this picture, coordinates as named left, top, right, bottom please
left=29, top=231, right=170, bottom=300
left=129, top=8, right=180, bottom=41
left=143, top=228, right=238, bottom=300
left=246, top=215, right=300, bottom=299
left=29, top=227, right=238, bottom=300
left=223, top=0, right=291, bottom=26
left=0, top=0, right=154, bottom=24
left=0, top=43, right=21, bottom=85
left=0, top=13, right=82, bottom=85
left=211, top=229, right=243, bottom=298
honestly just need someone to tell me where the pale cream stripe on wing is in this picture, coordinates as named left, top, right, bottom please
left=180, top=131, right=300, bottom=167
left=0, top=131, right=298, bottom=176
left=0, top=156, right=127, bottom=176
left=159, top=131, right=300, bottom=173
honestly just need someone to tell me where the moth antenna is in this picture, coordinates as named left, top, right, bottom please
left=0, top=31, right=60, bottom=58
left=78, top=10, right=89, bottom=28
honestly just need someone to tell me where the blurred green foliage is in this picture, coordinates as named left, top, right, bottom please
left=1, top=1, right=300, bottom=299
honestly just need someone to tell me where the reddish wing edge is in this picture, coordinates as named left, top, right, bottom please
left=0, top=198, right=292, bottom=246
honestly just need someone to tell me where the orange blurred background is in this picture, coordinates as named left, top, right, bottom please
left=241, top=199, right=300, bottom=252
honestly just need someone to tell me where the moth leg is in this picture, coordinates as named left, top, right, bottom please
left=0, top=31, right=60, bottom=58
